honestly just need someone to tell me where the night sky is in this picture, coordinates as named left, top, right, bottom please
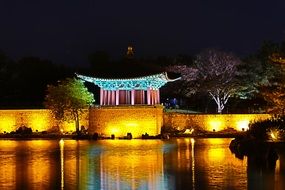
left=1, top=0, right=285, bottom=66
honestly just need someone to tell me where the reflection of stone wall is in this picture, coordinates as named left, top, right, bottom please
left=89, top=106, right=163, bottom=138
left=0, top=109, right=89, bottom=133
left=163, top=113, right=271, bottom=131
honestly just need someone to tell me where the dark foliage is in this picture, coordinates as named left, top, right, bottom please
left=247, top=115, right=285, bottom=140
left=15, top=126, right=33, bottom=134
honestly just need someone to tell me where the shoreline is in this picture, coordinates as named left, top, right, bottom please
left=0, top=131, right=246, bottom=140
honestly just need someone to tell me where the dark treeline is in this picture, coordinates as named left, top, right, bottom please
left=0, top=40, right=284, bottom=113
left=0, top=54, right=74, bottom=108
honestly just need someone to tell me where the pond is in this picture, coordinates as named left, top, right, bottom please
left=0, top=138, right=284, bottom=189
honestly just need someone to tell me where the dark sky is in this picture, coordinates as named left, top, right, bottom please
left=1, top=0, right=285, bottom=66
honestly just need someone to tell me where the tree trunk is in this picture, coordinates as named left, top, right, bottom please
left=209, top=92, right=224, bottom=114
left=75, top=111, right=80, bottom=136
left=209, top=91, right=230, bottom=114
left=217, top=104, right=222, bottom=114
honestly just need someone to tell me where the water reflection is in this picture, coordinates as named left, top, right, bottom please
left=163, top=138, right=248, bottom=189
left=61, top=140, right=167, bottom=189
left=245, top=144, right=285, bottom=190
left=0, top=140, right=61, bottom=189
left=59, top=139, right=64, bottom=190
left=0, top=139, right=284, bottom=189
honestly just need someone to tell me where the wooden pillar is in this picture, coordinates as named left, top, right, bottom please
left=116, top=90, right=119, bottom=105
left=147, top=87, right=151, bottom=105
left=153, top=90, right=157, bottom=104
left=107, top=90, right=111, bottom=105
left=143, top=90, right=145, bottom=104
left=139, top=90, right=143, bottom=104
left=157, top=89, right=160, bottom=104
left=119, top=90, right=125, bottom=104
left=106, top=90, right=109, bottom=105
left=151, top=89, right=154, bottom=105
left=103, top=90, right=107, bottom=105
left=111, top=91, right=115, bottom=105
left=131, top=90, right=135, bottom=105
left=154, top=89, right=159, bottom=104
left=100, top=89, right=103, bottom=105
left=125, top=91, right=128, bottom=104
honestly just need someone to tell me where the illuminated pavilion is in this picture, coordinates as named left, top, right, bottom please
left=76, top=72, right=179, bottom=106
left=73, top=47, right=181, bottom=138
left=76, top=46, right=180, bottom=106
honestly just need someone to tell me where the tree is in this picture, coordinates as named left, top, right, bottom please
left=259, top=60, right=285, bottom=114
left=11, top=56, right=74, bottom=107
left=0, top=50, right=10, bottom=90
left=0, top=50, right=18, bottom=107
left=165, top=64, right=198, bottom=97
left=44, top=78, right=95, bottom=134
left=236, top=41, right=280, bottom=99
left=250, top=40, right=285, bottom=114
left=194, top=49, right=242, bottom=113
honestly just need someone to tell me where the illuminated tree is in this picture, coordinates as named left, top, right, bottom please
left=259, top=62, right=285, bottom=114
left=240, top=42, right=285, bottom=114
left=194, top=49, right=242, bottom=113
left=236, top=41, right=281, bottom=99
left=236, top=57, right=271, bottom=99
left=260, top=84, right=285, bottom=114
left=165, top=64, right=198, bottom=96
left=44, top=78, right=95, bottom=134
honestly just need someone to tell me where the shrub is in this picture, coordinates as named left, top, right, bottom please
left=248, top=115, right=285, bottom=140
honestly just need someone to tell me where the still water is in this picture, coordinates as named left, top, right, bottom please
left=0, top=138, right=284, bottom=190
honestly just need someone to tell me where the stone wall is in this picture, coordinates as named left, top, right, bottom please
left=0, top=109, right=89, bottom=133
left=163, top=113, right=272, bottom=131
left=89, top=105, right=163, bottom=138
left=0, top=108, right=273, bottom=135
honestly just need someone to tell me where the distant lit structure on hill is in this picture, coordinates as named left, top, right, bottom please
left=126, top=45, right=134, bottom=59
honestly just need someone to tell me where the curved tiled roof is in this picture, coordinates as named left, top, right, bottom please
left=76, top=72, right=180, bottom=90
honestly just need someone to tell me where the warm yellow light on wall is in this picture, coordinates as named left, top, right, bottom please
left=62, top=121, right=75, bottom=132
left=105, top=119, right=157, bottom=138
left=0, top=117, right=16, bottom=133
left=109, top=127, right=119, bottom=135
left=31, top=113, right=50, bottom=132
left=125, top=122, right=139, bottom=127
left=208, top=119, right=223, bottom=132
left=236, top=120, right=249, bottom=131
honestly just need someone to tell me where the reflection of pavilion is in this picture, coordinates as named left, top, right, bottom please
left=62, top=140, right=167, bottom=190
